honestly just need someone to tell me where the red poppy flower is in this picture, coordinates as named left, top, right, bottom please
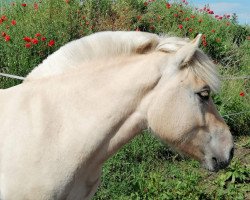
left=65, top=0, right=70, bottom=3
left=5, top=35, right=10, bottom=42
left=178, top=24, right=183, bottom=29
left=227, top=15, right=230, bottom=18
left=35, top=33, right=41, bottom=37
left=25, top=43, right=31, bottom=48
left=21, top=3, right=27, bottom=7
left=188, top=28, right=193, bottom=32
left=2, top=32, right=6, bottom=37
left=48, top=40, right=55, bottom=47
left=1, top=15, right=7, bottom=21
left=198, top=19, right=203, bottom=23
left=202, top=41, right=207, bottom=47
left=239, top=92, right=245, bottom=97
left=31, top=38, right=39, bottom=44
left=144, top=2, right=148, bottom=6
left=34, top=3, right=38, bottom=10
left=23, top=36, right=31, bottom=42
left=0, top=19, right=3, bottom=24
left=208, top=10, right=214, bottom=14
left=166, top=3, right=171, bottom=9
left=190, top=15, right=195, bottom=19
left=11, top=20, right=16, bottom=25
left=173, top=13, right=178, bottom=17
left=211, top=29, right=215, bottom=33
left=185, top=17, right=189, bottom=21
left=41, top=37, right=46, bottom=41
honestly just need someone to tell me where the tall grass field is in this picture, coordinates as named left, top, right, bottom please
left=0, top=0, right=249, bottom=199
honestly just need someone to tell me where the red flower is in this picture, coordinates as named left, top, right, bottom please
left=31, top=38, right=39, bottom=44
left=166, top=3, right=171, bottom=9
left=65, top=0, right=70, bottom=3
left=21, top=3, right=27, bottom=7
left=11, top=20, right=16, bottom=25
left=35, top=33, right=41, bottom=37
left=0, top=19, right=3, bottom=24
left=144, top=2, right=148, bottom=6
left=190, top=15, right=195, bottom=19
left=23, top=36, right=31, bottom=42
left=48, top=40, right=55, bottom=47
left=208, top=10, right=214, bottom=14
left=178, top=24, right=183, bottom=29
left=211, top=29, right=215, bottom=33
left=41, top=37, right=46, bottom=41
left=188, top=28, right=193, bottom=32
left=34, top=2, right=38, bottom=10
left=25, top=43, right=31, bottom=48
left=1, top=32, right=6, bottom=37
left=198, top=19, right=203, bottom=23
left=202, top=41, right=207, bottom=47
left=239, top=92, right=245, bottom=97
left=227, top=15, right=230, bottom=18
left=185, top=17, right=189, bottom=21
left=218, top=16, right=223, bottom=20
left=5, top=35, right=10, bottom=42
left=215, top=15, right=219, bottom=18
left=1, top=15, right=7, bottom=21
left=173, top=13, right=178, bottom=17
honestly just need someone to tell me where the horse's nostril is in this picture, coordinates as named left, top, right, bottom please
left=229, top=147, right=234, bottom=160
left=212, top=157, right=217, bottom=164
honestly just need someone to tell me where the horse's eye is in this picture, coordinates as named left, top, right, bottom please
left=197, top=90, right=210, bottom=101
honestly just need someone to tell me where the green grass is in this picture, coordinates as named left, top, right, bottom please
left=0, top=0, right=249, bottom=199
left=94, top=133, right=250, bottom=200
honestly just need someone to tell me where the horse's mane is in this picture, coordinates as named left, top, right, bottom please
left=26, top=31, right=220, bottom=92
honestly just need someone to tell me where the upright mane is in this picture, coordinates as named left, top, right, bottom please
left=26, top=31, right=220, bottom=91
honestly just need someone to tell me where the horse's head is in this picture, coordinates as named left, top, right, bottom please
left=147, top=34, right=234, bottom=172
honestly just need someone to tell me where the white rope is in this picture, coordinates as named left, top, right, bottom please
left=0, top=73, right=25, bottom=80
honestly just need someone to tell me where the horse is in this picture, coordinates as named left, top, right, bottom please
left=0, top=31, right=234, bottom=200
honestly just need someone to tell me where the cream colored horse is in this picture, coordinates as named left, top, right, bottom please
left=0, top=31, right=233, bottom=200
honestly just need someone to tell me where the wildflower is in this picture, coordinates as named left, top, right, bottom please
left=166, top=3, right=171, bottom=9
left=0, top=19, right=3, bottom=24
left=202, top=41, right=207, bottom=47
left=25, top=43, right=31, bottom=48
left=137, top=15, right=142, bottom=20
left=31, top=38, right=39, bottom=44
left=35, top=33, right=41, bottom=37
left=226, top=14, right=230, bottom=18
left=41, top=37, right=46, bottom=41
left=215, top=15, right=219, bottom=18
left=188, top=28, right=193, bottom=32
left=5, top=35, right=10, bottom=42
left=65, top=0, right=70, bottom=3
left=48, top=40, right=55, bottom=47
left=2, top=32, right=6, bottom=37
left=85, top=21, right=89, bottom=25
left=34, top=2, right=38, bottom=10
left=211, top=29, right=215, bottom=33
left=190, top=15, right=195, bottom=19
left=239, top=92, right=245, bottom=97
left=178, top=24, right=183, bottom=29
left=218, top=16, right=223, bottom=20
left=144, top=2, right=148, bottom=6
left=173, top=13, right=178, bottom=17
left=198, top=19, right=203, bottom=23
left=208, top=10, right=214, bottom=14
left=11, top=20, right=16, bottom=25
left=1, top=15, right=7, bottom=21
left=185, top=17, right=189, bottom=21
left=23, top=36, right=31, bottom=42
left=21, top=3, right=27, bottom=7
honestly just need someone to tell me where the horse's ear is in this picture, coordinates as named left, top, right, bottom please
left=174, top=34, right=202, bottom=68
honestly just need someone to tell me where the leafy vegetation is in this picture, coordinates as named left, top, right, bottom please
left=0, top=0, right=249, bottom=199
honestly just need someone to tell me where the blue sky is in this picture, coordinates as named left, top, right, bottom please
left=190, top=0, right=250, bottom=24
